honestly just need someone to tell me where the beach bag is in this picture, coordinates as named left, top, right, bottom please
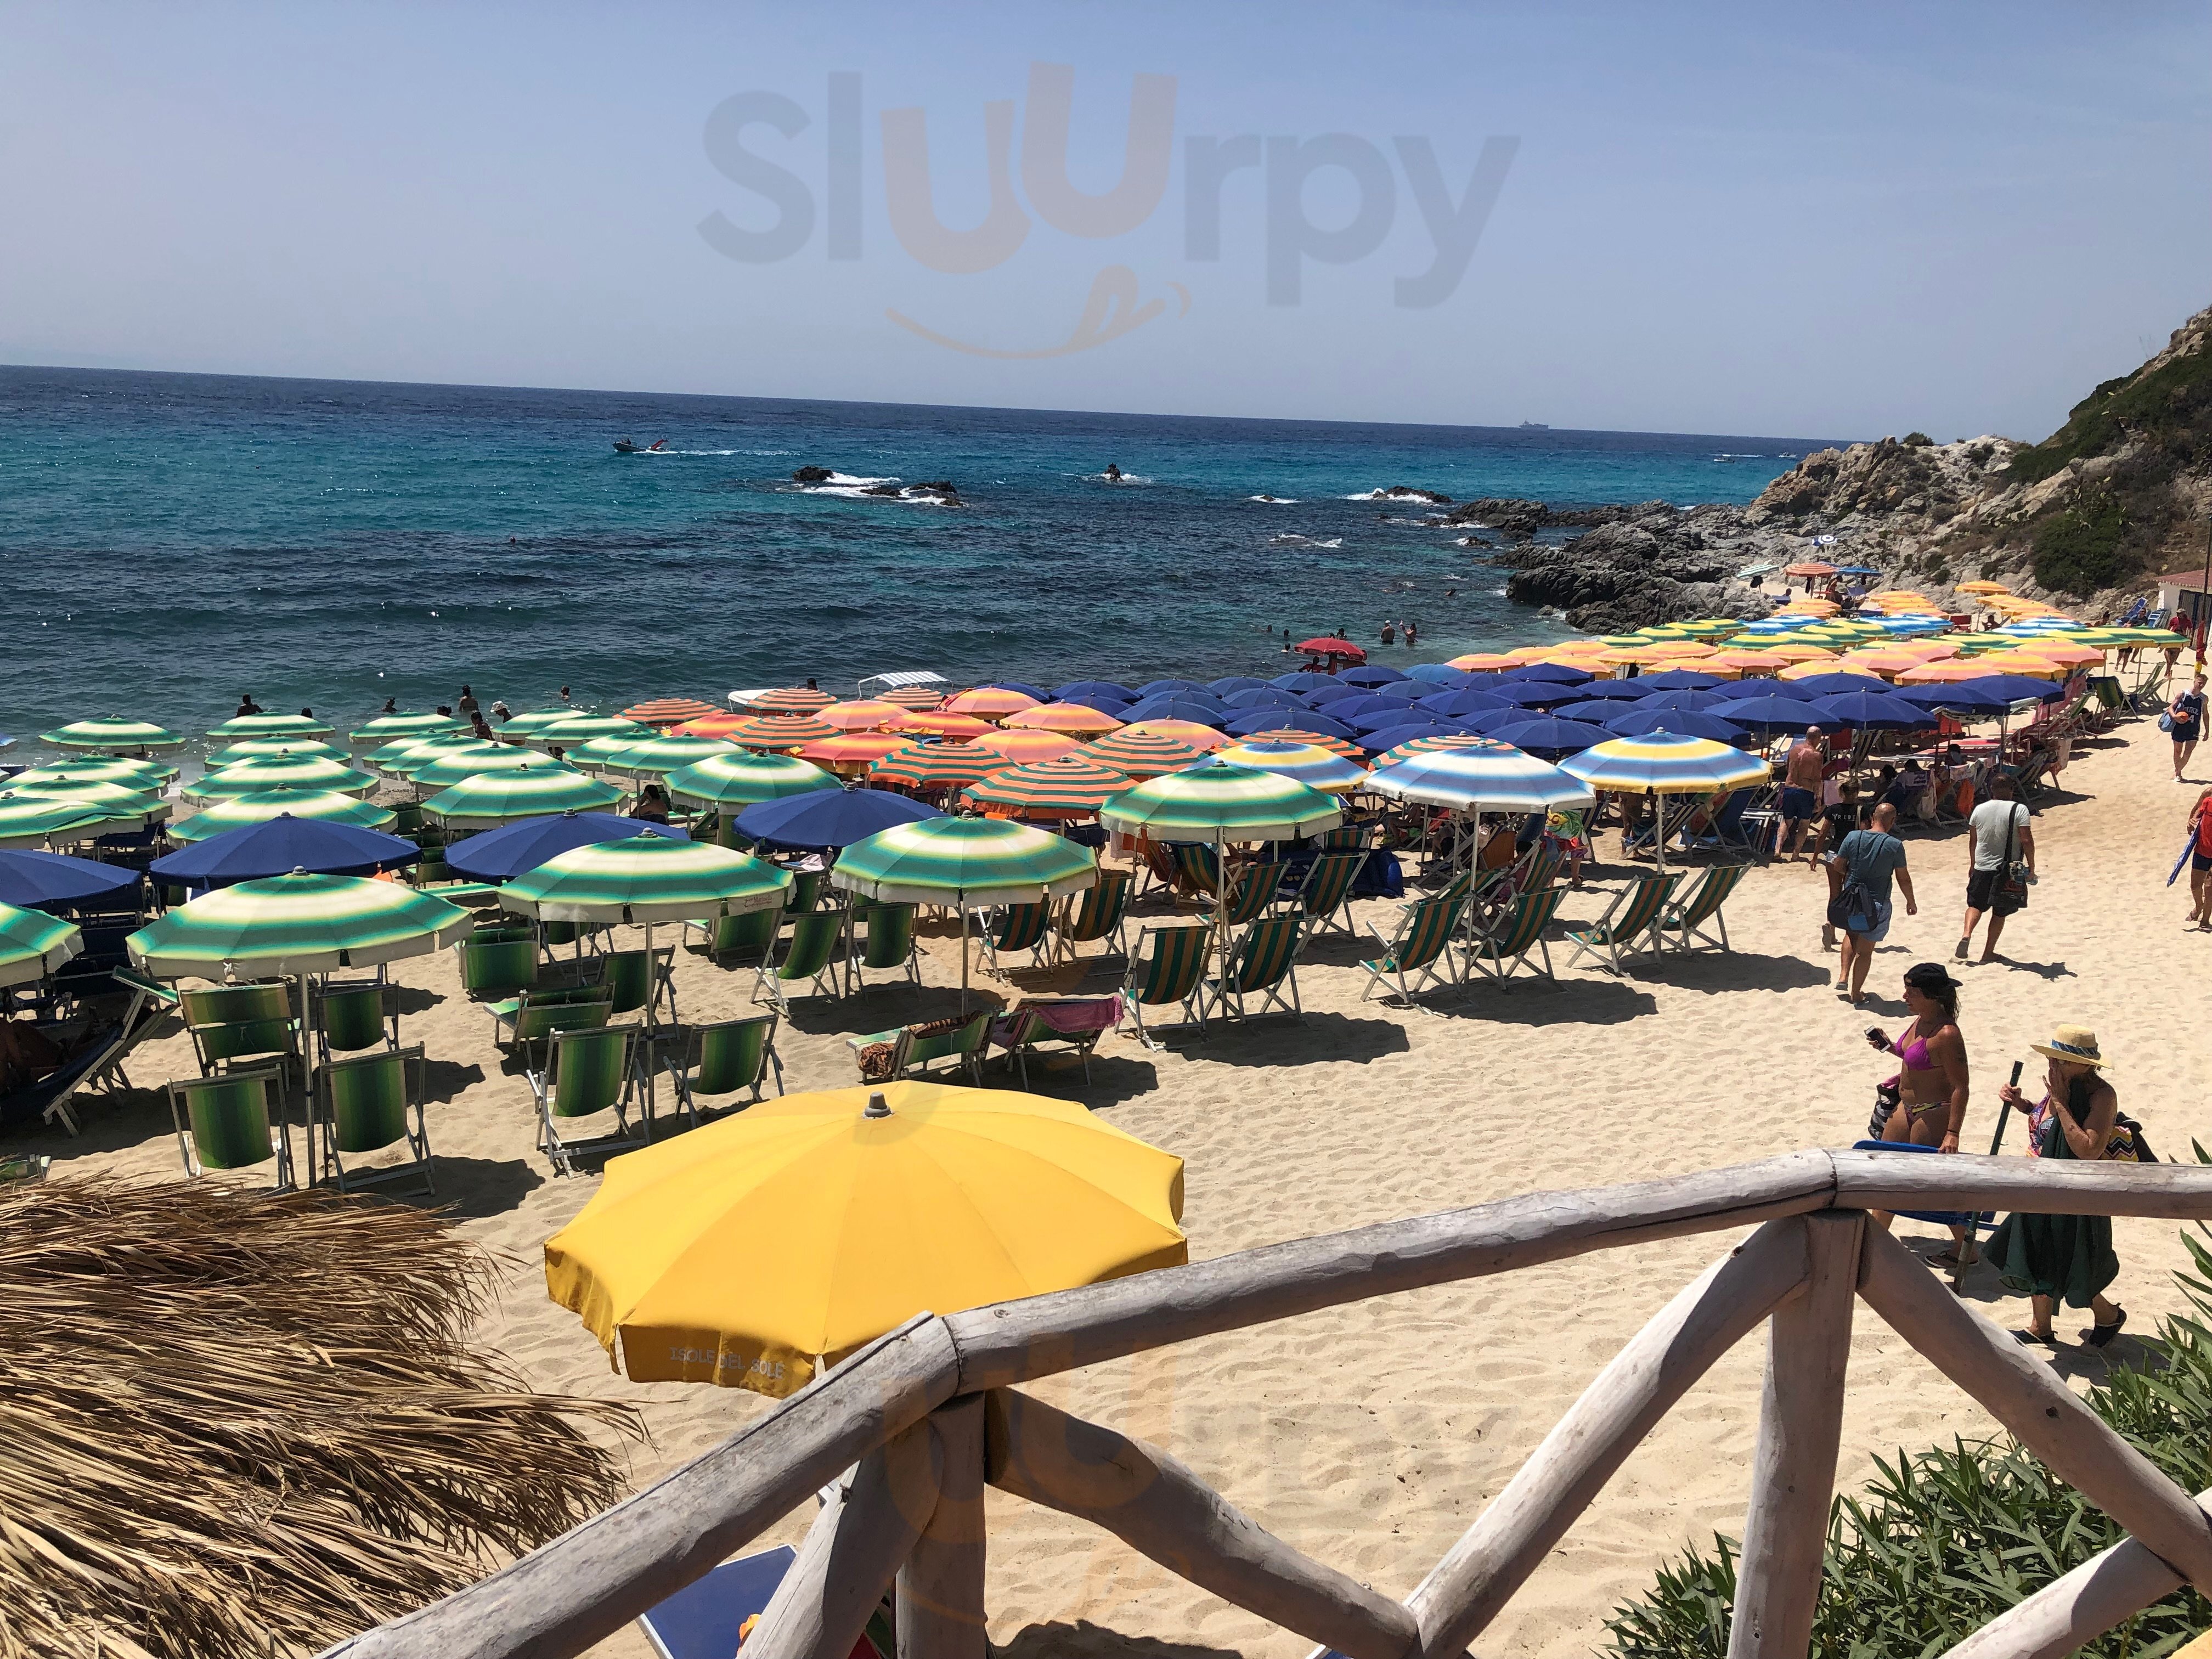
left=1867, top=1078, right=1901, bottom=1141
left=2159, top=710, right=2175, bottom=732
left=1995, top=808, right=2028, bottom=917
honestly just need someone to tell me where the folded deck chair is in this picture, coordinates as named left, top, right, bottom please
left=685, top=902, right=782, bottom=970
left=1208, top=913, right=1306, bottom=1023
left=1464, top=885, right=1567, bottom=986
left=982, top=901, right=1051, bottom=975
left=849, top=902, right=923, bottom=990
left=1357, top=892, right=1466, bottom=1006
left=1564, top=870, right=1681, bottom=974
left=530, top=1022, right=652, bottom=1176
left=1120, top=923, right=1214, bottom=1048
left=753, top=910, right=848, bottom=1009
left=659, top=1013, right=782, bottom=1128
left=1051, top=868, right=1132, bottom=961
left=166, top=1065, right=294, bottom=1188
left=317, top=1044, right=435, bottom=1197
left=1657, top=862, right=1748, bottom=953
left=1289, top=849, right=1369, bottom=936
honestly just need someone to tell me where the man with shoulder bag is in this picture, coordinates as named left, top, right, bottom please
left=1957, top=775, right=2034, bottom=965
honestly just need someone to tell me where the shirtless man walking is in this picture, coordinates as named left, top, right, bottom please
left=1779, top=726, right=1824, bottom=861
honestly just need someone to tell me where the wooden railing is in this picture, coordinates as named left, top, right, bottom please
left=315, top=1150, right=2212, bottom=1659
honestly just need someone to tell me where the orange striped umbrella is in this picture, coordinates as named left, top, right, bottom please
left=869, top=742, right=1002, bottom=791
left=963, top=756, right=1134, bottom=817
left=621, top=697, right=721, bottom=727
left=817, top=699, right=907, bottom=731
left=746, top=687, right=838, bottom=715
left=725, top=715, right=842, bottom=750
left=944, top=687, right=1041, bottom=721
left=1780, top=659, right=1882, bottom=681
left=1705, top=649, right=1790, bottom=674
left=1375, top=733, right=1515, bottom=766
left=1898, top=661, right=1995, bottom=684
left=1971, top=652, right=2068, bottom=678
left=1783, top=562, right=1836, bottom=578
left=2025, top=640, right=2103, bottom=667
left=1000, top=702, right=1124, bottom=735
left=798, top=732, right=911, bottom=770
left=1242, top=727, right=1363, bottom=759
left=970, top=729, right=1081, bottom=764
left=1075, top=731, right=1205, bottom=778
left=669, top=712, right=753, bottom=738
left=1838, top=650, right=1927, bottom=679
left=1895, top=640, right=1962, bottom=661
left=879, top=686, right=945, bottom=710
left=894, top=710, right=996, bottom=740
left=1121, top=720, right=1228, bottom=752
left=1447, top=653, right=1522, bottom=671
left=1762, top=643, right=1838, bottom=664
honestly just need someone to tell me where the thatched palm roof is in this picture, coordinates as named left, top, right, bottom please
left=0, top=1176, right=638, bottom=1658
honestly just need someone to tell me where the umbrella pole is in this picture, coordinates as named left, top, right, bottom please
left=960, top=899, right=970, bottom=1014
left=1214, top=829, right=1231, bottom=1017
left=297, top=970, right=314, bottom=1190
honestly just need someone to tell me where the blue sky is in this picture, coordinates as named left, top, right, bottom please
left=3, top=2, right=2205, bottom=439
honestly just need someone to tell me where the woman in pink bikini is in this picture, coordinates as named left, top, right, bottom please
left=1865, top=961, right=1974, bottom=1263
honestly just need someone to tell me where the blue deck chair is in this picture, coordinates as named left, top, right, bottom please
left=1357, top=893, right=1466, bottom=1006
left=1051, top=868, right=1132, bottom=961
left=1120, top=924, right=1214, bottom=1048
left=1287, top=849, right=1369, bottom=936
left=635, top=1544, right=895, bottom=1659
left=1564, top=871, right=1681, bottom=974
left=1208, top=913, right=1305, bottom=1023
left=1464, top=886, right=1567, bottom=986
left=1657, top=863, right=1748, bottom=953
left=1853, top=1138, right=2004, bottom=1285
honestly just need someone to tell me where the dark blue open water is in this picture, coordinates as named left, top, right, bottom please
left=0, top=366, right=1844, bottom=744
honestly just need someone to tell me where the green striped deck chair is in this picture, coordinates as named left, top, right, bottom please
left=182, top=982, right=301, bottom=1085
left=1222, top=862, right=1282, bottom=927
left=784, top=868, right=825, bottom=915
left=390, top=804, right=424, bottom=837
left=1294, top=850, right=1368, bottom=936
left=458, top=937, right=538, bottom=1003
left=469, top=922, right=535, bottom=946
left=165, top=1065, right=292, bottom=1188
left=531, top=1022, right=651, bottom=1176
left=603, top=946, right=678, bottom=1025
left=38, top=967, right=177, bottom=1134
left=1318, top=824, right=1368, bottom=851
left=1657, top=862, right=1748, bottom=954
left=1465, top=886, right=1568, bottom=986
left=1565, top=870, right=1682, bottom=974
left=1210, top=914, right=1306, bottom=1023
left=1120, top=924, right=1215, bottom=1049
left=901, top=1011, right=993, bottom=1083
left=1169, top=843, right=1222, bottom=899
left=753, top=910, right=847, bottom=1009
left=1358, top=893, right=1466, bottom=1006
left=659, top=1014, right=782, bottom=1128
left=685, top=902, right=782, bottom=970
left=1052, top=868, right=1132, bottom=961
left=313, top=979, right=399, bottom=1073
left=984, top=902, right=1052, bottom=975
left=317, top=1044, right=433, bottom=1196
left=499, top=992, right=612, bottom=1054
left=850, top=902, right=923, bottom=990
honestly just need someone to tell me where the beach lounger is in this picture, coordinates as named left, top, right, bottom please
left=658, top=1014, right=782, bottom=1129
left=982, top=901, right=1050, bottom=975
left=846, top=1011, right=992, bottom=1085
left=166, top=1065, right=293, bottom=1188
left=1357, top=893, right=1466, bottom=1006
left=1287, top=849, right=1368, bottom=936
left=634, top=1543, right=894, bottom=1659
left=602, top=946, right=678, bottom=1025
left=1465, top=885, right=1568, bottom=986
left=753, top=911, right=848, bottom=1009
left=530, top=1022, right=652, bottom=1176
left=848, top=901, right=923, bottom=990
left=992, top=997, right=1120, bottom=1087
left=316, top=1044, right=435, bottom=1196
left=1565, top=870, right=1682, bottom=974
left=685, top=902, right=782, bottom=971
left=1051, top=868, right=1132, bottom=961
left=1208, top=913, right=1306, bottom=1023
left=1657, top=862, right=1748, bottom=954
left=17, top=967, right=176, bottom=1135
left=1120, top=923, right=1214, bottom=1048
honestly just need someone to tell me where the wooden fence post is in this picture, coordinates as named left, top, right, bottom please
left=898, top=1400, right=989, bottom=1659
left=1727, top=1211, right=1863, bottom=1659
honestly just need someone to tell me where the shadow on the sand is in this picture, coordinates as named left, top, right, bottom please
left=1635, top=952, right=1833, bottom=995
left=424, top=1154, right=546, bottom=1219
left=422, top=1058, right=488, bottom=1103
left=1011, top=1051, right=1161, bottom=1107
left=24, top=1086, right=171, bottom=1161
left=780, top=985, right=999, bottom=1037
left=1975, top=955, right=2074, bottom=980
left=391, top=983, right=445, bottom=1015
left=1441, top=977, right=1657, bottom=1026
left=998, top=1622, right=1242, bottom=1659
left=1188, top=1010, right=1410, bottom=1067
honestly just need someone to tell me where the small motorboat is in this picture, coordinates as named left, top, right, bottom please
left=613, top=438, right=666, bottom=454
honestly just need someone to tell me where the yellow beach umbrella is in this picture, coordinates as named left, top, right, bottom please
left=1956, top=580, right=2011, bottom=597
left=1780, top=658, right=1883, bottom=681
left=1838, top=650, right=1927, bottom=680
left=544, top=1081, right=1188, bottom=1397
left=1898, top=661, right=1995, bottom=685
left=1895, top=639, right=1962, bottom=661
left=1447, top=652, right=1521, bottom=671
left=1763, top=643, right=1839, bottom=664
left=2029, top=640, right=2106, bottom=668
left=1706, top=648, right=1791, bottom=674
left=1973, top=652, right=2070, bottom=678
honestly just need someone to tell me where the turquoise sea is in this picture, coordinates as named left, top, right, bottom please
left=0, top=366, right=1843, bottom=745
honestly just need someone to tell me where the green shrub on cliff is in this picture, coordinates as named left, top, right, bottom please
left=2007, top=330, right=2212, bottom=487
left=2032, top=483, right=2132, bottom=593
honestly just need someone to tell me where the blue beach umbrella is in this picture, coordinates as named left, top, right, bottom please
left=1339, top=664, right=1409, bottom=686
left=1120, top=695, right=1230, bottom=726
left=1629, top=688, right=1731, bottom=714
left=1347, top=703, right=1456, bottom=735
left=1417, top=689, right=1515, bottom=719
left=1355, top=719, right=1477, bottom=754
left=1403, top=664, right=1478, bottom=687
left=1206, top=677, right=1269, bottom=696
left=1135, top=679, right=1210, bottom=698
left=982, top=680, right=1052, bottom=703
left=1492, top=681, right=1585, bottom=709
left=1634, top=669, right=1724, bottom=691
left=1603, top=708, right=1750, bottom=743
left=1224, top=687, right=1307, bottom=713
left=445, top=812, right=689, bottom=883
left=1365, top=747, right=1594, bottom=814
left=1968, top=674, right=2069, bottom=705
left=0, top=849, right=141, bottom=912
left=733, top=788, right=944, bottom=852
left=1889, top=683, right=2016, bottom=720
left=1812, top=692, right=1935, bottom=732
left=1296, top=684, right=1360, bottom=709
left=149, top=815, right=421, bottom=889
left=1782, top=672, right=1897, bottom=700
left=1502, top=662, right=1594, bottom=685
left=1552, top=679, right=1650, bottom=703
left=1726, top=677, right=1790, bottom=697
left=1486, top=716, right=1616, bottom=758
left=1054, top=679, right=1136, bottom=706
left=1223, top=710, right=1356, bottom=741
left=1708, top=695, right=1828, bottom=736
left=1271, top=673, right=1346, bottom=693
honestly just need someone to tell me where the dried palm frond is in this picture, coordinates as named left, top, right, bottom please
left=0, top=1176, right=641, bottom=1659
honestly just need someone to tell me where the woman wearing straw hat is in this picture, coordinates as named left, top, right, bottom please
left=1983, top=1025, right=2131, bottom=1347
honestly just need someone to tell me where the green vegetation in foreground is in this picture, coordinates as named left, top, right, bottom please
left=1604, top=1170, right=2212, bottom=1659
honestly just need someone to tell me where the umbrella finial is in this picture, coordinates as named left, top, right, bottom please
left=864, top=1091, right=893, bottom=1119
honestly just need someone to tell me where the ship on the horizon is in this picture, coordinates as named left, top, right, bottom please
left=1517, top=420, right=1549, bottom=430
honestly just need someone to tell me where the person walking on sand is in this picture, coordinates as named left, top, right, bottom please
left=1779, top=727, right=1824, bottom=862
left=1957, top=775, right=2034, bottom=963
left=1824, top=802, right=1915, bottom=1003
left=2185, top=785, right=2212, bottom=929
left=1864, top=961, right=1974, bottom=1263
left=1983, top=1025, right=2136, bottom=1347
left=2168, top=671, right=2206, bottom=782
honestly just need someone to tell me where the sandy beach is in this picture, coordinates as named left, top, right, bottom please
left=26, top=714, right=2209, bottom=1658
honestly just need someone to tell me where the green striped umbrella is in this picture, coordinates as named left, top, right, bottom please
left=565, top=736, right=660, bottom=771
left=347, top=713, right=471, bottom=746
left=9, top=756, right=179, bottom=788
left=127, top=871, right=473, bottom=977
left=0, top=902, right=83, bottom=988
left=38, top=718, right=186, bottom=754
left=364, top=734, right=489, bottom=774
left=406, top=744, right=553, bottom=791
left=1099, top=761, right=1342, bottom=843
left=665, top=752, right=840, bottom=807
left=500, top=837, right=791, bottom=925
left=184, top=758, right=379, bottom=802
left=0, top=798, right=133, bottom=850
left=491, top=708, right=589, bottom=737
left=832, top=817, right=1097, bottom=1005
left=530, top=715, right=652, bottom=745
left=204, top=714, right=336, bottom=740
left=420, top=765, right=624, bottom=828
left=2, top=781, right=172, bottom=822
left=169, top=789, right=399, bottom=843
left=208, top=740, right=352, bottom=766
left=598, top=735, right=743, bottom=777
